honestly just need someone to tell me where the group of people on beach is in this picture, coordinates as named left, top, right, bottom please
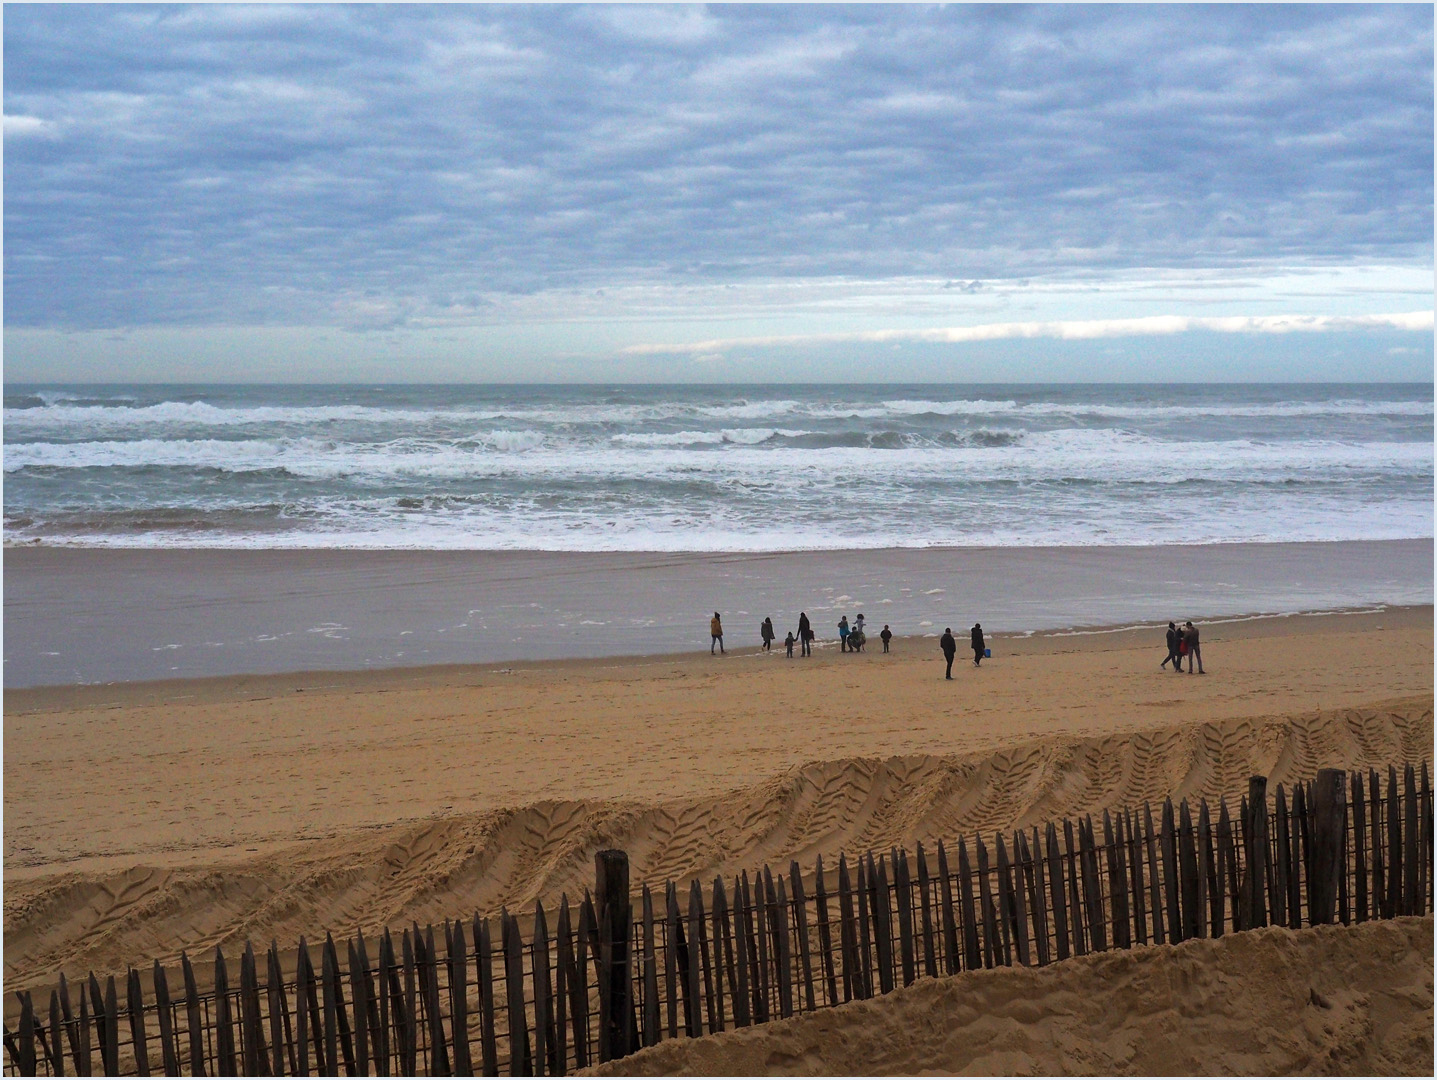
left=1160, top=620, right=1205, bottom=674
left=714, top=611, right=894, bottom=657
left=718, top=611, right=1206, bottom=680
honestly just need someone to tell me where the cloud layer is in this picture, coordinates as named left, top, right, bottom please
left=4, top=4, right=1433, bottom=336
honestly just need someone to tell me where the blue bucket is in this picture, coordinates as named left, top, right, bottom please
left=984, top=648, right=992, bottom=658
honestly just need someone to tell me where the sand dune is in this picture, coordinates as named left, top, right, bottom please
left=592, top=916, right=1434, bottom=1076
left=5, top=695, right=1430, bottom=992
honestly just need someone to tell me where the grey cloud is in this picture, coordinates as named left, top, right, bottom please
left=3, top=3, right=1432, bottom=330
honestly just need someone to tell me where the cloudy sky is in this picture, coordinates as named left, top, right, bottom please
left=4, top=3, right=1433, bottom=382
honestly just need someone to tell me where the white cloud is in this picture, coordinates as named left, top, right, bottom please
left=624, top=311, right=1435, bottom=355
left=3, top=114, right=53, bottom=138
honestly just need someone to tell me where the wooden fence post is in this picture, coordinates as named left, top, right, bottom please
left=935, top=842, right=960, bottom=977
left=595, top=850, right=632, bottom=1064
left=915, top=843, right=939, bottom=979
left=1404, top=764, right=1419, bottom=915
left=788, top=863, right=816, bottom=1013
left=1243, top=777, right=1269, bottom=929
left=1044, top=824, right=1071, bottom=961
left=1385, top=765, right=1402, bottom=918
left=1309, top=768, right=1345, bottom=924
left=1352, top=772, right=1368, bottom=922
left=957, top=838, right=981, bottom=971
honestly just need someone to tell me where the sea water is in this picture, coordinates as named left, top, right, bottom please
left=4, top=383, right=1432, bottom=550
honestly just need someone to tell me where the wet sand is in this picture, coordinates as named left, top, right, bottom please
left=4, top=538, right=1432, bottom=685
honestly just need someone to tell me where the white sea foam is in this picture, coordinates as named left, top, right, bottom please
left=5, top=384, right=1431, bottom=551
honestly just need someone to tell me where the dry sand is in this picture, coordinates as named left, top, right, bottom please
left=5, top=606, right=1433, bottom=998
left=593, top=917, right=1434, bottom=1077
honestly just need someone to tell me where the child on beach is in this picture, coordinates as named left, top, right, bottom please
left=785, top=631, right=795, bottom=657
left=881, top=624, right=892, bottom=652
left=838, top=615, right=850, bottom=652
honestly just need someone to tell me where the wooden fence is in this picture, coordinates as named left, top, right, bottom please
left=5, top=761, right=1432, bottom=1077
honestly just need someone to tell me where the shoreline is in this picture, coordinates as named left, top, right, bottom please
left=4, top=601, right=1428, bottom=709
left=5, top=538, right=1432, bottom=688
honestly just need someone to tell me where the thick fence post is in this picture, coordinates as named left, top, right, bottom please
left=1309, top=769, right=1345, bottom=924
left=595, top=849, right=633, bottom=1063
left=1242, top=777, right=1269, bottom=929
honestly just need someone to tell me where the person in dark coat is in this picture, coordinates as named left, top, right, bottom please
left=1183, top=620, right=1205, bottom=674
left=760, top=617, right=774, bottom=652
left=880, top=624, right=892, bottom=653
left=940, top=628, right=957, bottom=679
left=1161, top=621, right=1181, bottom=671
left=971, top=622, right=985, bottom=666
left=797, top=611, right=812, bottom=657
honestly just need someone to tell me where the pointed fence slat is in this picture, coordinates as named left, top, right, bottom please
left=1159, top=800, right=1181, bottom=943
left=78, top=983, right=93, bottom=1079
left=639, top=886, right=659, bottom=1047
left=691, top=880, right=718, bottom=1035
left=1144, top=805, right=1165, bottom=943
left=1104, top=813, right=1130, bottom=950
left=677, top=881, right=702, bottom=1035
left=868, top=854, right=896, bottom=993
left=1064, top=820, right=1087, bottom=955
left=975, top=838, right=999, bottom=969
left=1044, top=824, right=1071, bottom=961
left=730, top=875, right=754, bottom=1025
left=1404, top=764, right=1420, bottom=915
left=49, top=988, right=66, bottom=1078
left=788, top=863, right=817, bottom=1013
left=812, top=856, right=839, bottom=1006
left=710, top=878, right=734, bottom=1032
left=854, top=858, right=874, bottom=998
left=936, top=841, right=961, bottom=976
left=835, top=856, right=858, bottom=1003
left=1386, top=765, right=1402, bottom=917
left=1024, top=829, right=1051, bottom=966
left=124, top=968, right=152, bottom=1078
left=769, top=873, right=793, bottom=1022
left=559, top=906, right=584, bottom=1077
left=1125, top=809, right=1147, bottom=946
left=957, top=838, right=981, bottom=971
left=751, top=870, right=772, bottom=1023
left=1197, top=800, right=1215, bottom=938
left=1080, top=818, right=1106, bottom=952
left=533, top=903, right=555, bottom=1078
left=914, top=843, right=939, bottom=979
left=892, top=848, right=917, bottom=986
left=502, top=912, right=532, bottom=1076
left=240, top=945, right=267, bottom=1077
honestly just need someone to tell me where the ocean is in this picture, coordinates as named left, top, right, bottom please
left=4, top=383, right=1432, bottom=550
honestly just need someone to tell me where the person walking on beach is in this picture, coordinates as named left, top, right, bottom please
left=798, top=612, right=812, bottom=656
left=710, top=612, right=725, bottom=655
left=838, top=615, right=850, bottom=652
left=1161, top=621, right=1181, bottom=671
left=971, top=622, right=985, bottom=666
left=880, top=624, right=892, bottom=653
left=940, top=627, right=957, bottom=679
left=761, top=617, right=775, bottom=652
left=1183, top=620, right=1205, bottom=674
left=784, top=630, right=795, bottom=658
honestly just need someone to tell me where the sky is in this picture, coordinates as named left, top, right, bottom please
left=3, top=3, right=1433, bottom=383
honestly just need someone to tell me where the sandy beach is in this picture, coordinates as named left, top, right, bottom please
left=5, top=603, right=1432, bottom=1002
